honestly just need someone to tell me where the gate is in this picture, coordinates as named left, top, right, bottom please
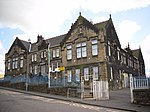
left=93, top=80, right=109, bottom=100
left=81, top=76, right=109, bottom=100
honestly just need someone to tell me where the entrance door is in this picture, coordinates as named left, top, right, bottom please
left=81, top=76, right=93, bottom=99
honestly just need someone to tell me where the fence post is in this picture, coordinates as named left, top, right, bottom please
left=130, top=74, right=134, bottom=103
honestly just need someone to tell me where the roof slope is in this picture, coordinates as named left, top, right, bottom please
left=46, top=34, right=66, bottom=47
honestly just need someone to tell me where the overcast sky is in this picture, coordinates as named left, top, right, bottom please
left=0, top=0, right=150, bottom=77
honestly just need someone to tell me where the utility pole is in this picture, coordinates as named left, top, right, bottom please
left=48, top=42, right=51, bottom=88
left=26, top=38, right=31, bottom=91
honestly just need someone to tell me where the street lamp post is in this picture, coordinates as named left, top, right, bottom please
left=26, top=39, right=31, bottom=91
left=48, top=43, right=51, bottom=88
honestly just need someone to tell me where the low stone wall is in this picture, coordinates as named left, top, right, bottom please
left=0, top=81, right=10, bottom=87
left=133, top=89, right=150, bottom=105
left=10, top=82, right=26, bottom=90
left=28, top=84, right=48, bottom=93
left=0, top=82, right=80, bottom=97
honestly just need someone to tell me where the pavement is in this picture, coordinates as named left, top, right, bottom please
left=0, top=86, right=150, bottom=112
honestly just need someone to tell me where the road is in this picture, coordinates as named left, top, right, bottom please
left=0, top=89, right=129, bottom=112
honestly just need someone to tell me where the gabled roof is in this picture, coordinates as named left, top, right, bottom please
left=132, top=48, right=144, bottom=62
left=94, top=20, right=109, bottom=30
left=46, top=34, right=66, bottom=47
left=20, top=39, right=30, bottom=51
left=132, top=49, right=140, bottom=59
left=6, top=37, right=30, bottom=54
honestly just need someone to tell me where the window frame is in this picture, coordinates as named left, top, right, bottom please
left=84, top=67, right=89, bottom=81
left=93, top=66, right=99, bottom=80
left=67, top=70, right=72, bottom=82
left=92, top=39, right=98, bottom=56
left=67, top=44, right=72, bottom=60
left=75, top=69, right=80, bottom=82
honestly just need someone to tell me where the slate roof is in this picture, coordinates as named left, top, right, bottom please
left=46, top=34, right=66, bottom=47
left=94, top=20, right=109, bottom=30
left=132, top=49, right=140, bottom=58
left=20, top=39, right=30, bottom=51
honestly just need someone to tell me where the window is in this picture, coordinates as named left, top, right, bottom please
left=44, top=51, right=46, bottom=58
left=84, top=67, right=89, bottom=81
left=82, top=42, right=87, bottom=57
left=108, top=41, right=111, bottom=56
left=41, top=65, right=46, bottom=75
left=110, top=67, right=113, bottom=80
left=12, top=57, right=18, bottom=69
left=117, top=47, right=120, bottom=60
left=20, top=56, right=23, bottom=68
left=53, top=49, right=56, bottom=58
left=15, top=58, right=18, bottom=69
left=76, top=42, right=87, bottom=58
left=93, top=66, right=98, bottom=80
left=34, top=66, right=37, bottom=74
left=34, top=54, right=37, bottom=61
left=41, top=52, right=44, bottom=58
left=67, top=70, right=72, bottom=82
left=75, top=69, right=80, bottom=82
left=92, top=39, right=98, bottom=56
left=32, top=54, right=34, bottom=62
left=56, top=49, right=59, bottom=57
left=32, top=54, right=37, bottom=62
left=8, top=59, right=10, bottom=70
left=67, top=45, right=72, bottom=60
left=12, top=58, right=15, bottom=69
left=76, top=43, right=81, bottom=58
left=30, top=66, right=32, bottom=73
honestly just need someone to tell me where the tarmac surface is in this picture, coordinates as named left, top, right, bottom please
left=0, top=87, right=150, bottom=112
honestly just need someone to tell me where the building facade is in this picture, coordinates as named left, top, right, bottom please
left=5, top=13, right=145, bottom=89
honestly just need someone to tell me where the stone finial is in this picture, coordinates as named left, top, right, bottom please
left=109, top=14, right=111, bottom=19
left=79, top=12, right=81, bottom=16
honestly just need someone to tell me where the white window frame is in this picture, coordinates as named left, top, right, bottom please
left=67, top=45, right=72, bottom=60
left=93, top=66, right=99, bottom=80
left=67, top=70, right=72, bottom=82
left=12, top=58, right=15, bottom=69
left=92, top=39, right=98, bottom=56
left=15, top=57, right=18, bottom=69
left=110, top=67, right=113, bottom=80
left=108, top=41, right=111, bottom=56
left=56, top=49, right=59, bottom=57
left=117, top=47, right=120, bottom=60
left=76, top=42, right=87, bottom=58
left=76, top=43, right=81, bottom=58
left=20, top=57, right=23, bottom=68
left=30, top=66, right=32, bottom=73
left=53, top=49, right=56, bottom=58
left=82, top=42, right=87, bottom=57
left=8, top=59, right=10, bottom=70
left=44, top=51, right=46, bottom=58
left=41, top=64, right=46, bottom=75
left=75, top=69, right=80, bottom=82
left=34, top=54, right=37, bottom=61
left=84, top=67, right=89, bottom=81
left=34, top=66, right=37, bottom=74
left=32, top=54, right=34, bottom=62
left=41, top=52, right=44, bottom=58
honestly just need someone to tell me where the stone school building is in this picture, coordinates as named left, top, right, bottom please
left=5, top=13, right=145, bottom=90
